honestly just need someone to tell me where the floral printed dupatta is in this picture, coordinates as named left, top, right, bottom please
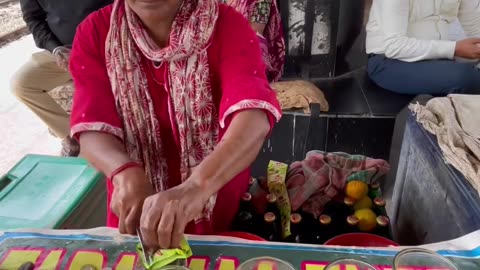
left=105, top=0, right=220, bottom=222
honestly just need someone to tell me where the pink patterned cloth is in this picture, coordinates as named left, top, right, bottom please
left=287, top=151, right=390, bottom=218
left=226, top=0, right=286, bottom=82
left=249, top=151, right=390, bottom=218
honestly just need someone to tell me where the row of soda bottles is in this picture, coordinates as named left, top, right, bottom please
left=232, top=180, right=391, bottom=244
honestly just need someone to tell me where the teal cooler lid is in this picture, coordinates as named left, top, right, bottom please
left=0, top=154, right=104, bottom=230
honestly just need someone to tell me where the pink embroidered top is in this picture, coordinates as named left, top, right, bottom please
left=69, top=3, right=281, bottom=234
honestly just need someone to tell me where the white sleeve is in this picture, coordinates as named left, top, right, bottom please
left=458, top=0, right=480, bottom=38
left=379, top=0, right=457, bottom=62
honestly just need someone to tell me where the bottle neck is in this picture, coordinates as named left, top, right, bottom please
left=240, top=200, right=252, bottom=211
left=291, top=222, right=301, bottom=234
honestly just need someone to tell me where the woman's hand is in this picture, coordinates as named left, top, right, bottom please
left=52, top=46, right=71, bottom=71
left=139, top=110, right=271, bottom=249
left=455, top=38, right=480, bottom=59
left=111, top=166, right=155, bottom=235
left=140, top=179, right=210, bottom=249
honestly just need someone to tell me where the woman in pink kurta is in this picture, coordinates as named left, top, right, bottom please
left=69, top=0, right=281, bottom=248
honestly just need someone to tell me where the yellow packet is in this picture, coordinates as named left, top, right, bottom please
left=136, top=238, right=193, bottom=270
left=267, top=160, right=291, bottom=239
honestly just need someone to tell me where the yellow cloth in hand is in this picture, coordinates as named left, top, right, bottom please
left=136, top=238, right=192, bottom=270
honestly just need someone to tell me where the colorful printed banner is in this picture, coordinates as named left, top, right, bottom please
left=0, top=228, right=479, bottom=270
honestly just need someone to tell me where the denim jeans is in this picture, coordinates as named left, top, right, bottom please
left=367, top=54, right=480, bottom=95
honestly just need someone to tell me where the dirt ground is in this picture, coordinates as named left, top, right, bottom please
left=0, top=2, right=25, bottom=41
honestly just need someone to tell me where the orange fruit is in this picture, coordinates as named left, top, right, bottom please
left=354, top=208, right=377, bottom=232
left=345, top=180, right=369, bottom=200
left=354, top=196, right=373, bottom=210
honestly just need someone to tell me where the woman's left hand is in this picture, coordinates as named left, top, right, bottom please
left=140, top=180, right=210, bottom=249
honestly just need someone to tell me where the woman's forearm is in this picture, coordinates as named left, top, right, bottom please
left=79, top=131, right=132, bottom=177
left=190, top=110, right=270, bottom=194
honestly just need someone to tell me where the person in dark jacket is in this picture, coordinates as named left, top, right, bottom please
left=10, top=0, right=112, bottom=156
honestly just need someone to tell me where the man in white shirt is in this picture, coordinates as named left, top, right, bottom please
left=366, top=0, right=480, bottom=95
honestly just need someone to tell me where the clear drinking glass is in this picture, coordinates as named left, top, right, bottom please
left=237, top=257, right=296, bottom=270
left=393, top=248, right=459, bottom=270
left=324, top=258, right=380, bottom=270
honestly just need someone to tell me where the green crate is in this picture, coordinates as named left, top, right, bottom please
left=0, top=154, right=106, bottom=230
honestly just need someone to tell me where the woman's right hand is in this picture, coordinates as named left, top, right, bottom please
left=111, top=166, right=155, bottom=235
left=455, top=38, right=480, bottom=59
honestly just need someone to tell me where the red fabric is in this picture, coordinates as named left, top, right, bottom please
left=70, top=4, right=281, bottom=234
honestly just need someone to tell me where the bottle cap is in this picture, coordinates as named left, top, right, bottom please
left=347, top=215, right=359, bottom=225
left=319, top=215, right=332, bottom=225
left=344, top=197, right=355, bottom=206
left=377, top=216, right=390, bottom=226
left=290, top=213, right=302, bottom=224
left=264, top=212, right=276, bottom=222
left=249, top=177, right=256, bottom=185
left=370, top=181, right=380, bottom=189
left=266, top=194, right=277, bottom=203
left=242, top=193, right=252, bottom=202
left=374, top=197, right=386, bottom=207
